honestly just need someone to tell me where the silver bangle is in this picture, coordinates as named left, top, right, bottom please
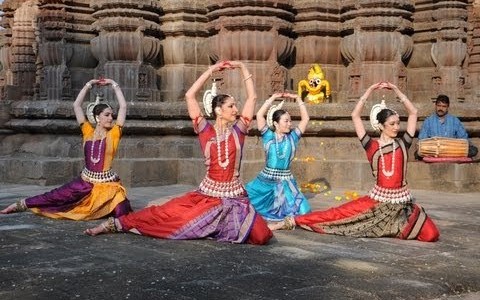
left=112, top=82, right=119, bottom=88
left=243, top=74, right=253, bottom=81
left=298, top=102, right=305, bottom=107
left=85, top=82, right=92, bottom=89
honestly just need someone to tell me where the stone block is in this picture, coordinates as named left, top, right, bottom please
left=0, top=156, right=82, bottom=186
left=177, top=158, right=207, bottom=186
left=407, top=161, right=480, bottom=192
left=114, top=159, right=179, bottom=188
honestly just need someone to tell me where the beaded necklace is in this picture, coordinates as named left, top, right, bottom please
left=215, top=126, right=230, bottom=169
left=378, top=139, right=395, bottom=177
left=90, top=131, right=105, bottom=165
left=275, top=133, right=288, bottom=159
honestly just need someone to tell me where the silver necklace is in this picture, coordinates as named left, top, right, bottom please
left=215, top=126, right=230, bottom=169
left=378, top=139, right=395, bottom=177
left=90, top=131, right=105, bottom=165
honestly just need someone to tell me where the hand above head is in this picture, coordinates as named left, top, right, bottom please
left=85, top=78, right=119, bottom=88
left=283, top=92, right=301, bottom=101
left=380, top=81, right=397, bottom=90
left=84, top=79, right=100, bottom=89
left=208, top=61, right=234, bottom=75
left=96, top=78, right=119, bottom=87
left=269, top=92, right=285, bottom=100
left=370, top=82, right=387, bottom=90
left=223, top=60, right=243, bottom=69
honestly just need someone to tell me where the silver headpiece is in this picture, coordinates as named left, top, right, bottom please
left=370, top=98, right=387, bottom=131
left=202, top=81, right=218, bottom=117
left=267, top=100, right=285, bottom=128
left=86, top=93, right=105, bottom=124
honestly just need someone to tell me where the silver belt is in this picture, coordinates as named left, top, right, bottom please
left=198, top=176, right=245, bottom=198
left=260, top=166, right=293, bottom=180
left=81, top=167, right=119, bottom=183
left=368, top=185, right=412, bottom=204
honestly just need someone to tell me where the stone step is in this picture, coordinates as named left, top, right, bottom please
left=1, top=156, right=479, bottom=192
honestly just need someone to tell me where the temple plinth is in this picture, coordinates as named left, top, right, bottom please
left=0, top=0, right=479, bottom=192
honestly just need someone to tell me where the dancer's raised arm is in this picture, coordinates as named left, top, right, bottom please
left=384, top=82, right=418, bottom=137
left=351, top=82, right=383, bottom=139
left=256, top=93, right=284, bottom=129
left=293, top=93, right=309, bottom=134
left=228, top=61, right=257, bottom=121
left=102, top=78, right=126, bottom=127
left=185, top=61, right=229, bottom=120
left=74, top=79, right=100, bottom=124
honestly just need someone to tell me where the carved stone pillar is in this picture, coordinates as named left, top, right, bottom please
left=0, top=1, right=18, bottom=97
left=467, top=0, right=480, bottom=102
left=36, top=1, right=96, bottom=102
left=63, top=1, right=97, bottom=98
left=0, top=1, right=16, bottom=127
left=9, top=0, right=39, bottom=101
left=158, top=0, right=209, bottom=101
left=206, top=0, right=295, bottom=100
left=90, top=0, right=162, bottom=102
left=291, top=0, right=342, bottom=102
left=408, top=0, right=438, bottom=102
left=430, top=0, right=468, bottom=102
left=340, top=0, right=414, bottom=101
left=37, top=1, right=70, bottom=101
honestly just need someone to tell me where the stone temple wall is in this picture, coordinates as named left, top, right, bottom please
left=0, top=0, right=479, bottom=192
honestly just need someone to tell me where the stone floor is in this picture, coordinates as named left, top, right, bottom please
left=0, top=183, right=479, bottom=300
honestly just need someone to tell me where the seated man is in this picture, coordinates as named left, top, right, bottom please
left=417, top=94, right=478, bottom=159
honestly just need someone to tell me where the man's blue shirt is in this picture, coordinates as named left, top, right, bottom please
left=418, top=113, right=469, bottom=140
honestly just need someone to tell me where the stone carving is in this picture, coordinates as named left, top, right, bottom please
left=206, top=0, right=294, bottom=99
left=430, top=0, right=468, bottom=103
left=270, top=63, right=287, bottom=94
left=10, top=0, right=39, bottom=100
left=0, top=0, right=17, bottom=101
left=159, top=0, right=209, bottom=101
left=340, top=1, right=414, bottom=101
left=37, top=0, right=73, bottom=101
left=0, top=0, right=474, bottom=108
left=90, top=0, right=162, bottom=102
left=431, top=73, right=442, bottom=101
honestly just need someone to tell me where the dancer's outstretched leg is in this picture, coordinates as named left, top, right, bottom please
left=267, top=216, right=296, bottom=231
left=84, top=217, right=121, bottom=236
left=0, top=201, right=27, bottom=214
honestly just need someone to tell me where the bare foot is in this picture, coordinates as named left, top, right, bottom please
left=267, top=216, right=296, bottom=231
left=0, top=203, right=19, bottom=214
left=84, top=222, right=109, bottom=236
left=84, top=217, right=121, bottom=236
left=267, top=221, right=285, bottom=231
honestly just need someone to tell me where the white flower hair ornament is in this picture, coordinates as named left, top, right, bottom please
left=202, top=81, right=218, bottom=117
left=267, top=100, right=285, bottom=128
left=86, top=93, right=104, bottom=124
left=369, top=98, right=387, bottom=131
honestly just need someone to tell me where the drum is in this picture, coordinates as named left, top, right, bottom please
left=418, top=137, right=469, bottom=158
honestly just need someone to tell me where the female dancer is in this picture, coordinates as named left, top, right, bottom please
left=1, top=78, right=132, bottom=219
left=85, top=61, right=273, bottom=245
left=245, top=92, right=311, bottom=221
left=269, top=82, right=440, bottom=242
